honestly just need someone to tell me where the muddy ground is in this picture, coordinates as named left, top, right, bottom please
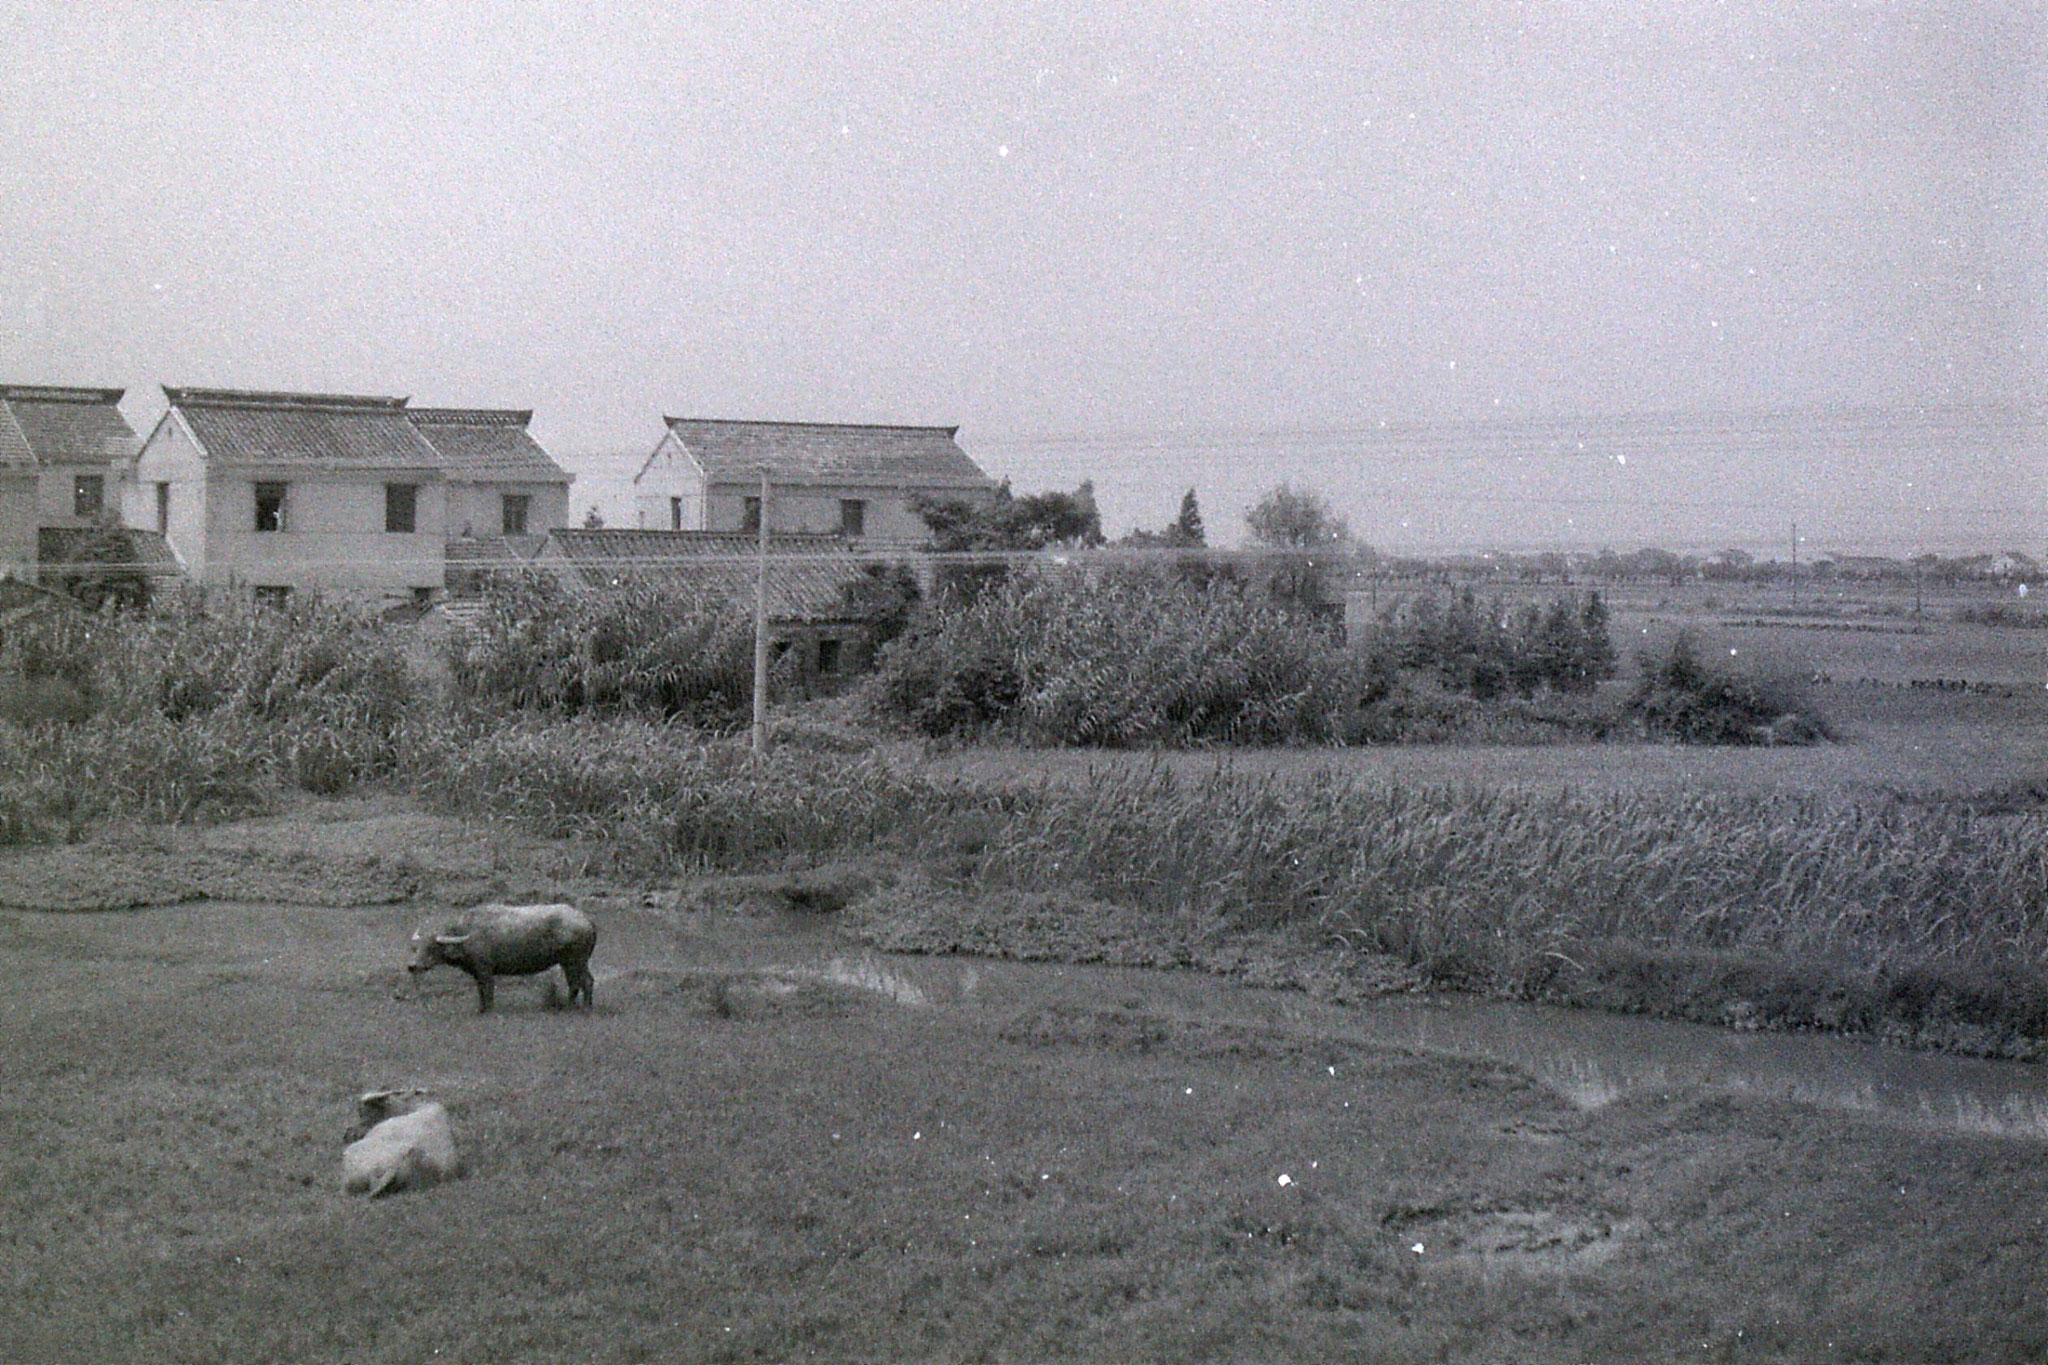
left=2, top=801, right=2044, bottom=1364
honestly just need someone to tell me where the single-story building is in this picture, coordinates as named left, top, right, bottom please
left=537, top=527, right=891, bottom=686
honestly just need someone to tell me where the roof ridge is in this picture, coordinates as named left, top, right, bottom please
left=664, top=416, right=961, bottom=437
left=408, top=407, right=533, bottom=426
left=164, top=386, right=410, bottom=413
left=0, top=385, right=126, bottom=404
left=557, top=527, right=843, bottom=538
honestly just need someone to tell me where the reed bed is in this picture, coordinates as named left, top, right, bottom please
left=0, top=713, right=270, bottom=844
left=958, top=766, right=2048, bottom=979
left=399, top=721, right=2047, bottom=1009
left=403, top=715, right=941, bottom=869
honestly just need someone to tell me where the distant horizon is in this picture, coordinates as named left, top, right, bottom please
left=543, top=399, right=2043, bottom=560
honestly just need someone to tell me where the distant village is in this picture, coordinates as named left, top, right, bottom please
left=0, top=383, right=1009, bottom=681
left=3, top=382, right=2038, bottom=682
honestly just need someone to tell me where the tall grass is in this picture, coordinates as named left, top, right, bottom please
left=397, top=717, right=2048, bottom=1015
left=953, top=766, right=2047, bottom=977
left=0, top=713, right=270, bottom=844
left=0, top=593, right=417, bottom=822
left=404, top=714, right=940, bottom=869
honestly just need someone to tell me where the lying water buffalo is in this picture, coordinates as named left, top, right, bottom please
left=408, top=902, right=597, bottom=1013
left=342, top=1091, right=460, bottom=1196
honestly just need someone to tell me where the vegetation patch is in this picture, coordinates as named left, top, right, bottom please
left=446, top=571, right=757, bottom=727
left=1621, top=631, right=1830, bottom=744
left=870, top=565, right=1348, bottom=746
left=1548, top=941, right=2048, bottom=1061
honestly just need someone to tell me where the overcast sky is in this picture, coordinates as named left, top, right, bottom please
left=4, top=2, right=2042, bottom=550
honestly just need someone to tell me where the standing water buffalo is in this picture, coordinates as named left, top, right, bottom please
left=408, top=902, right=597, bottom=1013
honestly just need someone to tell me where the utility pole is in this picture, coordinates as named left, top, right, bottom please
left=1789, top=521, right=1798, bottom=605
left=752, top=468, right=770, bottom=756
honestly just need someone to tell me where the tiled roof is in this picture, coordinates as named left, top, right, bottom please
left=0, top=401, right=32, bottom=470
left=543, top=528, right=871, bottom=622
left=166, top=387, right=441, bottom=470
left=410, top=408, right=571, bottom=484
left=37, top=527, right=182, bottom=573
left=446, top=533, right=549, bottom=566
left=0, top=385, right=139, bottom=468
left=649, top=418, right=992, bottom=491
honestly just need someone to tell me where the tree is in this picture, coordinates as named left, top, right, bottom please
left=1170, top=488, right=1205, bottom=547
left=911, top=480, right=1104, bottom=604
left=914, top=480, right=1104, bottom=554
left=1246, top=483, right=1348, bottom=620
left=1246, top=483, right=1349, bottom=550
left=841, top=562, right=922, bottom=652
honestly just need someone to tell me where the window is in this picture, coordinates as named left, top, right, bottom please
left=411, top=586, right=434, bottom=608
left=155, top=482, right=170, bottom=533
left=385, top=483, right=418, bottom=533
left=73, top=475, right=104, bottom=520
left=817, top=638, right=843, bottom=674
left=253, top=585, right=291, bottom=608
left=839, top=499, right=866, bottom=538
left=741, top=496, right=762, bottom=534
left=501, top=494, right=530, bottom=536
left=670, top=496, right=683, bottom=531
left=253, top=482, right=288, bottom=532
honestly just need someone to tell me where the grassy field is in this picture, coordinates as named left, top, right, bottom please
left=928, top=679, right=2047, bottom=805
left=933, top=598, right=2047, bottom=802
left=3, top=590, right=2046, bottom=1360
left=3, top=816, right=2046, bottom=1364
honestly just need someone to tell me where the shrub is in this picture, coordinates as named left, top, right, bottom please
left=1623, top=632, right=1827, bottom=745
left=869, top=565, right=1347, bottom=746
left=447, top=572, right=754, bottom=727
left=1363, top=589, right=1617, bottom=700
left=47, top=525, right=152, bottom=611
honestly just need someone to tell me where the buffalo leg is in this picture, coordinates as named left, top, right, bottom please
left=474, top=972, right=495, bottom=1013
left=565, top=962, right=594, bottom=1010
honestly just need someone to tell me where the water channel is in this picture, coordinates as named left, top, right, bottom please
left=670, top=909, right=2048, bottom=1143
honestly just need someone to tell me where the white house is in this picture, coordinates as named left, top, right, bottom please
left=0, top=385, right=142, bottom=533
left=128, top=387, right=449, bottom=602
left=632, top=418, right=996, bottom=543
left=408, top=406, right=572, bottom=545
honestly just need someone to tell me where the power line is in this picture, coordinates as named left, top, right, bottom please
left=970, top=402, right=2048, bottom=455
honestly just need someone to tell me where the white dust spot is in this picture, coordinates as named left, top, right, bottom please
left=1277, top=1174, right=1293, bottom=1187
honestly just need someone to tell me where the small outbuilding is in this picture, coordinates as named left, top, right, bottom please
left=539, top=527, right=891, bottom=687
